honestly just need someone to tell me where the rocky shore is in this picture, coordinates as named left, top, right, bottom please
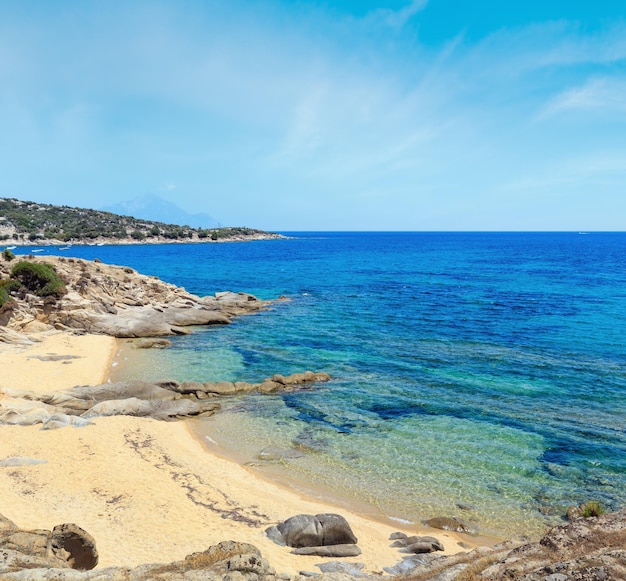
left=1, top=254, right=624, bottom=580
left=1, top=508, right=624, bottom=579
left=0, top=255, right=273, bottom=339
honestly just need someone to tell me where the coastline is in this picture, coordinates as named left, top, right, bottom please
left=0, top=331, right=477, bottom=575
left=2, top=233, right=286, bottom=248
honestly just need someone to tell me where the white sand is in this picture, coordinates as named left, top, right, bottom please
left=0, top=332, right=473, bottom=575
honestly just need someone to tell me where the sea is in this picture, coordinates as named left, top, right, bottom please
left=15, top=232, right=626, bottom=539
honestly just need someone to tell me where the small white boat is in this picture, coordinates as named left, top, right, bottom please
left=31, top=249, right=44, bottom=253
left=58, top=246, right=71, bottom=250
left=6, top=246, right=16, bottom=250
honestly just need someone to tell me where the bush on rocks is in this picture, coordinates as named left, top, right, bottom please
left=9, top=260, right=67, bottom=297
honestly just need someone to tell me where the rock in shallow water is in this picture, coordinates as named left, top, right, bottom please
left=424, top=516, right=477, bottom=535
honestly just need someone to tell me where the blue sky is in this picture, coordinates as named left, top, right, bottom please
left=1, top=0, right=625, bottom=230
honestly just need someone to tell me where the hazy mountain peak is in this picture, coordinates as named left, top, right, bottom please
left=102, top=195, right=218, bottom=229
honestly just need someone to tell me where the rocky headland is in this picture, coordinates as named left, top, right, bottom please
left=0, top=254, right=273, bottom=340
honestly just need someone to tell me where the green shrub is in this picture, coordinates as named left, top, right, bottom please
left=0, top=279, right=19, bottom=307
left=581, top=501, right=605, bottom=518
left=0, top=286, right=8, bottom=307
left=9, top=261, right=67, bottom=297
left=2, top=248, right=15, bottom=261
left=0, top=279, right=21, bottom=292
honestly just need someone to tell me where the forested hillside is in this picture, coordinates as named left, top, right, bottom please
left=0, top=198, right=279, bottom=244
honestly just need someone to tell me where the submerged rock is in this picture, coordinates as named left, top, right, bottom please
left=133, top=338, right=172, bottom=349
left=423, top=516, right=478, bottom=535
left=391, top=534, right=444, bottom=554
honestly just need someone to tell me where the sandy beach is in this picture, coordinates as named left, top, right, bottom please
left=0, top=331, right=473, bottom=576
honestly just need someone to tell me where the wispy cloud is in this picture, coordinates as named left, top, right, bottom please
left=366, top=0, right=429, bottom=28
left=539, top=77, right=626, bottom=119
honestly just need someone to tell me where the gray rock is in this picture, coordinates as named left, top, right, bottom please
left=133, top=338, right=172, bottom=349
left=203, top=381, right=238, bottom=395
left=291, top=544, right=361, bottom=557
left=268, top=514, right=357, bottom=549
left=423, top=516, right=477, bottom=535
left=265, top=526, right=285, bottom=546
left=316, top=514, right=358, bottom=546
left=0, top=457, right=47, bottom=467
left=315, top=561, right=366, bottom=576
left=392, top=534, right=444, bottom=553
left=41, top=414, right=94, bottom=430
left=177, top=381, right=206, bottom=394
left=81, top=398, right=220, bottom=421
left=383, top=555, right=439, bottom=576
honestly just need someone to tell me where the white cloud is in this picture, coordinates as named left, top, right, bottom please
left=367, top=0, right=429, bottom=28
left=539, top=78, right=626, bottom=119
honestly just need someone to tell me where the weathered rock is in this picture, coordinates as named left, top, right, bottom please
left=0, top=521, right=98, bottom=573
left=315, top=561, right=366, bottom=576
left=266, top=514, right=358, bottom=548
left=0, top=514, right=18, bottom=532
left=177, top=381, right=206, bottom=394
left=0, top=398, right=56, bottom=426
left=133, top=338, right=172, bottom=349
left=81, top=398, right=220, bottom=421
left=3, top=510, right=626, bottom=579
left=1, top=372, right=329, bottom=428
left=0, top=256, right=271, bottom=341
left=424, top=516, right=477, bottom=535
left=50, top=524, right=98, bottom=570
left=203, top=381, right=238, bottom=395
left=269, top=372, right=331, bottom=387
left=391, top=534, right=444, bottom=554
left=41, top=414, right=94, bottom=430
left=291, top=544, right=362, bottom=557
left=258, top=381, right=282, bottom=393
left=392, top=508, right=626, bottom=580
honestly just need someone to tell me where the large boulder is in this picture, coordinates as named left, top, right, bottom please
left=266, top=513, right=358, bottom=548
left=0, top=520, right=98, bottom=573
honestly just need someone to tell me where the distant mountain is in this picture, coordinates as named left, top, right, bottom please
left=102, top=194, right=218, bottom=229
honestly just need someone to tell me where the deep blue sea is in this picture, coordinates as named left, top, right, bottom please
left=15, top=232, right=626, bottom=538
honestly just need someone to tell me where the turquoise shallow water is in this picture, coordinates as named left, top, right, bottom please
left=17, top=232, right=626, bottom=538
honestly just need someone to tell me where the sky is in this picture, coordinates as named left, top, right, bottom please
left=0, top=0, right=625, bottom=231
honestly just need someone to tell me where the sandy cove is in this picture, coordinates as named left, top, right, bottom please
left=0, top=332, right=475, bottom=576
